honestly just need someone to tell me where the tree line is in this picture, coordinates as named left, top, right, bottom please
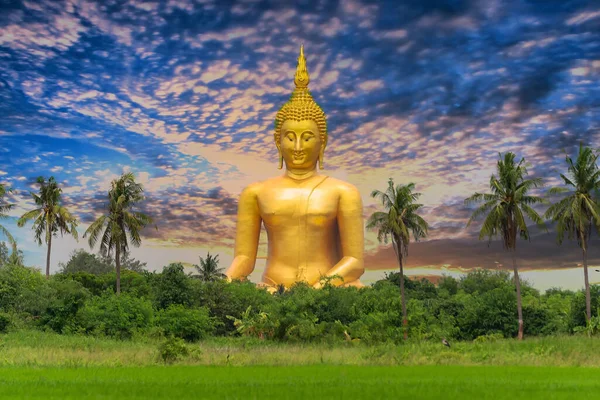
left=0, top=257, right=597, bottom=342
left=0, top=145, right=599, bottom=342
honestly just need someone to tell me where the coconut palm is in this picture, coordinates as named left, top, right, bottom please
left=367, top=178, right=429, bottom=340
left=0, top=183, right=17, bottom=251
left=17, top=177, right=78, bottom=278
left=544, top=144, right=600, bottom=322
left=193, top=252, right=226, bottom=281
left=465, top=152, right=546, bottom=340
left=83, top=172, right=154, bottom=294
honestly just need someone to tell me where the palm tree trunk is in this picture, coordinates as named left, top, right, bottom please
left=511, top=249, right=523, bottom=340
left=399, top=256, right=408, bottom=341
left=583, top=247, right=591, bottom=322
left=393, top=238, right=408, bottom=340
left=45, top=231, right=52, bottom=279
left=115, top=245, right=121, bottom=295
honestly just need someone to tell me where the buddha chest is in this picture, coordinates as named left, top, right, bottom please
left=258, top=185, right=339, bottom=228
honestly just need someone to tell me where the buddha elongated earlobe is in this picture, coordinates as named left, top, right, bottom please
left=318, top=148, right=324, bottom=169
left=278, top=151, right=283, bottom=169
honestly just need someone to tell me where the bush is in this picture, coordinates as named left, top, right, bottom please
left=40, top=279, right=90, bottom=333
left=569, top=285, right=600, bottom=331
left=0, top=312, right=11, bottom=333
left=193, top=279, right=275, bottom=334
left=77, top=293, right=153, bottom=339
left=152, top=263, right=192, bottom=310
left=157, top=336, right=189, bottom=364
left=155, top=305, right=218, bottom=342
left=0, top=265, right=49, bottom=315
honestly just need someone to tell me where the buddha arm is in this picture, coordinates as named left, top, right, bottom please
left=226, top=184, right=261, bottom=280
left=316, top=185, right=365, bottom=287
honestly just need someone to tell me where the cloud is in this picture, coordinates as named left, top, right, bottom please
left=1, top=0, right=599, bottom=290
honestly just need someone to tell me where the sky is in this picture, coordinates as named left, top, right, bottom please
left=1, top=0, right=599, bottom=291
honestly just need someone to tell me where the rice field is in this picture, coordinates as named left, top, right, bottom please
left=1, top=365, right=599, bottom=400
left=2, top=331, right=600, bottom=399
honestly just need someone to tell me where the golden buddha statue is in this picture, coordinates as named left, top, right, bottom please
left=225, top=45, right=365, bottom=291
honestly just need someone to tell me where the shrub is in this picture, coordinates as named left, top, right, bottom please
left=0, top=312, right=11, bottom=333
left=0, top=265, right=49, bottom=315
left=77, top=293, right=153, bottom=339
left=40, top=279, right=90, bottom=333
left=155, top=305, right=218, bottom=342
left=152, top=263, right=192, bottom=309
left=193, top=279, right=275, bottom=334
left=157, top=336, right=189, bottom=364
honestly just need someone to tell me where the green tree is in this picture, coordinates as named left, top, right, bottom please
left=367, top=178, right=429, bottom=340
left=153, top=263, right=192, bottom=310
left=192, top=252, right=226, bottom=281
left=17, top=176, right=78, bottom=278
left=59, top=249, right=113, bottom=275
left=83, top=172, right=154, bottom=294
left=119, top=251, right=147, bottom=273
left=6, top=247, right=24, bottom=266
left=465, top=152, right=546, bottom=340
left=544, top=144, right=600, bottom=322
left=0, top=183, right=17, bottom=252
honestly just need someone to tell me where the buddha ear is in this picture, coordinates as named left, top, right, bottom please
left=318, top=138, right=326, bottom=169
left=276, top=141, right=283, bottom=169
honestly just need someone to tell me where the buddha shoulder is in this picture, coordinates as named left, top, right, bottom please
left=325, top=176, right=360, bottom=192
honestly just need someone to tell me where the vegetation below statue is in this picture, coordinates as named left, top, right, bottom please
left=0, top=257, right=598, bottom=343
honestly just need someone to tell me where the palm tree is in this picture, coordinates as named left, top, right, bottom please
left=83, top=172, right=154, bottom=294
left=193, top=252, right=226, bottom=281
left=544, top=144, right=600, bottom=322
left=0, top=183, right=17, bottom=251
left=367, top=178, right=429, bottom=340
left=17, top=176, right=78, bottom=278
left=465, top=152, right=546, bottom=340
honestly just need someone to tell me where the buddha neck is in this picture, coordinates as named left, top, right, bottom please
left=285, top=167, right=319, bottom=181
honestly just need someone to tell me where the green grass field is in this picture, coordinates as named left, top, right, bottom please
left=2, top=331, right=600, bottom=398
left=1, top=365, right=599, bottom=399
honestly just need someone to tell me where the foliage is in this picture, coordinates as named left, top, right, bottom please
left=0, top=261, right=598, bottom=344
left=465, top=152, right=547, bottom=340
left=192, top=279, right=275, bottom=335
left=40, top=279, right=90, bottom=333
left=545, top=144, right=600, bottom=248
left=366, top=178, right=429, bottom=340
left=59, top=249, right=113, bottom=275
left=83, top=172, right=154, bottom=294
left=152, top=263, right=193, bottom=309
left=156, top=305, right=218, bottom=342
left=0, top=312, right=10, bottom=333
left=157, top=336, right=189, bottom=364
left=0, top=264, right=49, bottom=315
left=545, top=144, right=600, bottom=322
left=17, top=176, right=79, bottom=278
left=59, top=249, right=146, bottom=275
left=59, top=270, right=152, bottom=298
left=0, top=242, right=25, bottom=267
left=465, top=152, right=547, bottom=246
left=0, top=183, right=17, bottom=251
left=191, top=252, right=226, bottom=281
left=77, top=293, right=153, bottom=339
left=227, top=306, right=275, bottom=339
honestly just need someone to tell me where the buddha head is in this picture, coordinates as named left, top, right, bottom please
left=274, top=45, right=328, bottom=170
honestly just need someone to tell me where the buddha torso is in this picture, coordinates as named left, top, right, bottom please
left=255, top=174, right=347, bottom=287
left=225, top=45, right=365, bottom=290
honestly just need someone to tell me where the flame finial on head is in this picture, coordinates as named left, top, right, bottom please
left=294, top=44, right=310, bottom=88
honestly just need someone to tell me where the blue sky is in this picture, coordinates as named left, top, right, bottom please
left=1, top=0, right=599, bottom=290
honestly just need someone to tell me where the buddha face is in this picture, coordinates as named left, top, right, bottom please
left=278, top=120, right=323, bottom=170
